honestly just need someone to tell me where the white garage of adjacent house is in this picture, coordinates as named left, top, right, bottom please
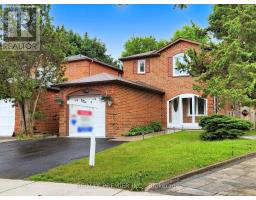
left=0, top=99, right=15, bottom=137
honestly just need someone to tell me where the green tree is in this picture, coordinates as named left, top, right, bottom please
left=121, top=36, right=169, bottom=57
left=64, top=30, right=117, bottom=66
left=172, top=23, right=209, bottom=43
left=0, top=5, right=68, bottom=135
left=173, top=4, right=188, bottom=10
left=177, top=5, right=256, bottom=111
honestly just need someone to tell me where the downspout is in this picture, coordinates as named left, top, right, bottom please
left=213, top=96, right=218, bottom=114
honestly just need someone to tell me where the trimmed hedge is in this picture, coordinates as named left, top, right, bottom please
left=127, top=121, right=163, bottom=136
left=199, top=114, right=253, bottom=140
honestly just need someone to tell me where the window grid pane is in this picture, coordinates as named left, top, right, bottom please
left=198, top=98, right=205, bottom=115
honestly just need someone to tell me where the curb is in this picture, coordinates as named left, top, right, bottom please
left=145, top=152, right=256, bottom=192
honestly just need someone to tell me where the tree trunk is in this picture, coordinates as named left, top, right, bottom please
left=17, top=89, right=43, bottom=136
left=18, top=101, right=26, bottom=135
left=30, top=89, right=42, bottom=136
left=18, top=99, right=33, bottom=136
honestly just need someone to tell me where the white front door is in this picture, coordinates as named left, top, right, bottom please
left=68, top=96, right=106, bottom=138
left=0, top=99, right=15, bottom=136
left=171, top=97, right=182, bottom=128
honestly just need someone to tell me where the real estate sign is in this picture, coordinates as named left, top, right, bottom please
left=67, top=99, right=96, bottom=167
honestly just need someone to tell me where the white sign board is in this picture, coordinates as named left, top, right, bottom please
left=67, top=98, right=97, bottom=167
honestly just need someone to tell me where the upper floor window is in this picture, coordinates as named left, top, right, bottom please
left=173, top=53, right=189, bottom=77
left=137, top=59, right=146, bottom=74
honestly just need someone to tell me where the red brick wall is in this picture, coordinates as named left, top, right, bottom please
left=33, top=91, right=60, bottom=134
left=58, top=84, right=163, bottom=137
left=122, top=40, right=215, bottom=128
left=14, top=90, right=60, bottom=135
left=14, top=104, right=21, bottom=133
left=65, top=60, right=121, bottom=81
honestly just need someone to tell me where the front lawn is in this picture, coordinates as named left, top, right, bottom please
left=30, top=131, right=256, bottom=191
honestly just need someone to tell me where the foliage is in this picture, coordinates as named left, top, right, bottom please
left=177, top=5, right=256, bottom=110
left=62, top=30, right=117, bottom=66
left=121, top=36, right=169, bottom=57
left=148, top=121, right=162, bottom=132
left=55, top=96, right=64, bottom=106
left=30, top=131, right=256, bottom=191
left=16, top=134, right=48, bottom=141
left=100, top=95, right=112, bottom=102
left=172, top=22, right=210, bottom=43
left=34, top=109, right=46, bottom=120
left=0, top=5, right=68, bottom=135
left=199, top=115, right=253, bottom=140
left=173, top=4, right=188, bottom=10
left=127, top=121, right=162, bottom=136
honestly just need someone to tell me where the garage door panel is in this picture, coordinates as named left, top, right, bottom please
left=69, top=96, right=106, bottom=138
left=0, top=99, right=15, bottom=136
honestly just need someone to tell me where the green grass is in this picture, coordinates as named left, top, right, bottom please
left=30, top=131, right=256, bottom=191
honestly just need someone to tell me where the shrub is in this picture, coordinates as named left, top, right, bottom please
left=148, top=121, right=163, bottom=132
left=127, top=121, right=162, bottom=136
left=199, top=115, right=253, bottom=141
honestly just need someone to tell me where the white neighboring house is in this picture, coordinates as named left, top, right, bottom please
left=0, top=99, right=15, bottom=137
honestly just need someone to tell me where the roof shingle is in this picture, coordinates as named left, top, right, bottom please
left=119, top=38, right=202, bottom=61
left=55, top=73, right=164, bottom=94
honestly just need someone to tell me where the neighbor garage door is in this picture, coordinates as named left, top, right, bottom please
left=68, top=96, right=106, bottom=137
left=0, top=99, right=15, bottom=136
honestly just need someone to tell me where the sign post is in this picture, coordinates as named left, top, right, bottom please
left=67, top=98, right=97, bottom=167
left=89, top=133, right=96, bottom=167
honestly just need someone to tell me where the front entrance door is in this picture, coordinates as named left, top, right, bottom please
left=171, top=97, right=181, bottom=127
left=168, top=94, right=207, bottom=129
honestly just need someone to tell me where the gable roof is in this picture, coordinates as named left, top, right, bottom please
left=119, top=38, right=201, bottom=61
left=118, top=50, right=159, bottom=61
left=55, top=73, right=164, bottom=94
left=65, top=54, right=123, bottom=72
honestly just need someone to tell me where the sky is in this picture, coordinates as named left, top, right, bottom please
left=50, top=4, right=213, bottom=59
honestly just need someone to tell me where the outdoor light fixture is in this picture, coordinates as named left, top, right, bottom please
left=101, top=95, right=113, bottom=107
left=107, top=99, right=113, bottom=107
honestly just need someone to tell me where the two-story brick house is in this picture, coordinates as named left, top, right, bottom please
left=120, top=38, right=215, bottom=130
left=1, top=38, right=217, bottom=137
left=54, top=38, right=216, bottom=138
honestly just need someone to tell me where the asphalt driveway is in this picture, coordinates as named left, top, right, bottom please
left=0, top=138, right=123, bottom=179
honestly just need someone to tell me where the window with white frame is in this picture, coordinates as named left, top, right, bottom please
left=173, top=53, right=189, bottom=76
left=137, top=59, right=146, bottom=74
left=188, top=97, right=207, bottom=116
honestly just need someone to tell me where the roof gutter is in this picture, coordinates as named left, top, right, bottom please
left=119, top=53, right=160, bottom=61
left=54, top=80, right=165, bottom=95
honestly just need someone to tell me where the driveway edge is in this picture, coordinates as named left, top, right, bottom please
left=145, top=151, right=256, bottom=192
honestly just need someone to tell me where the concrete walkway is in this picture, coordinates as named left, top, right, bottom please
left=0, top=179, right=161, bottom=196
left=0, top=137, right=16, bottom=143
left=156, top=157, right=256, bottom=196
left=241, top=135, right=256, bottom=140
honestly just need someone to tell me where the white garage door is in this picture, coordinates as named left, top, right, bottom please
left=0, top=99, right=15, bottom=137
left=68, top=96, right=106, bottom=138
